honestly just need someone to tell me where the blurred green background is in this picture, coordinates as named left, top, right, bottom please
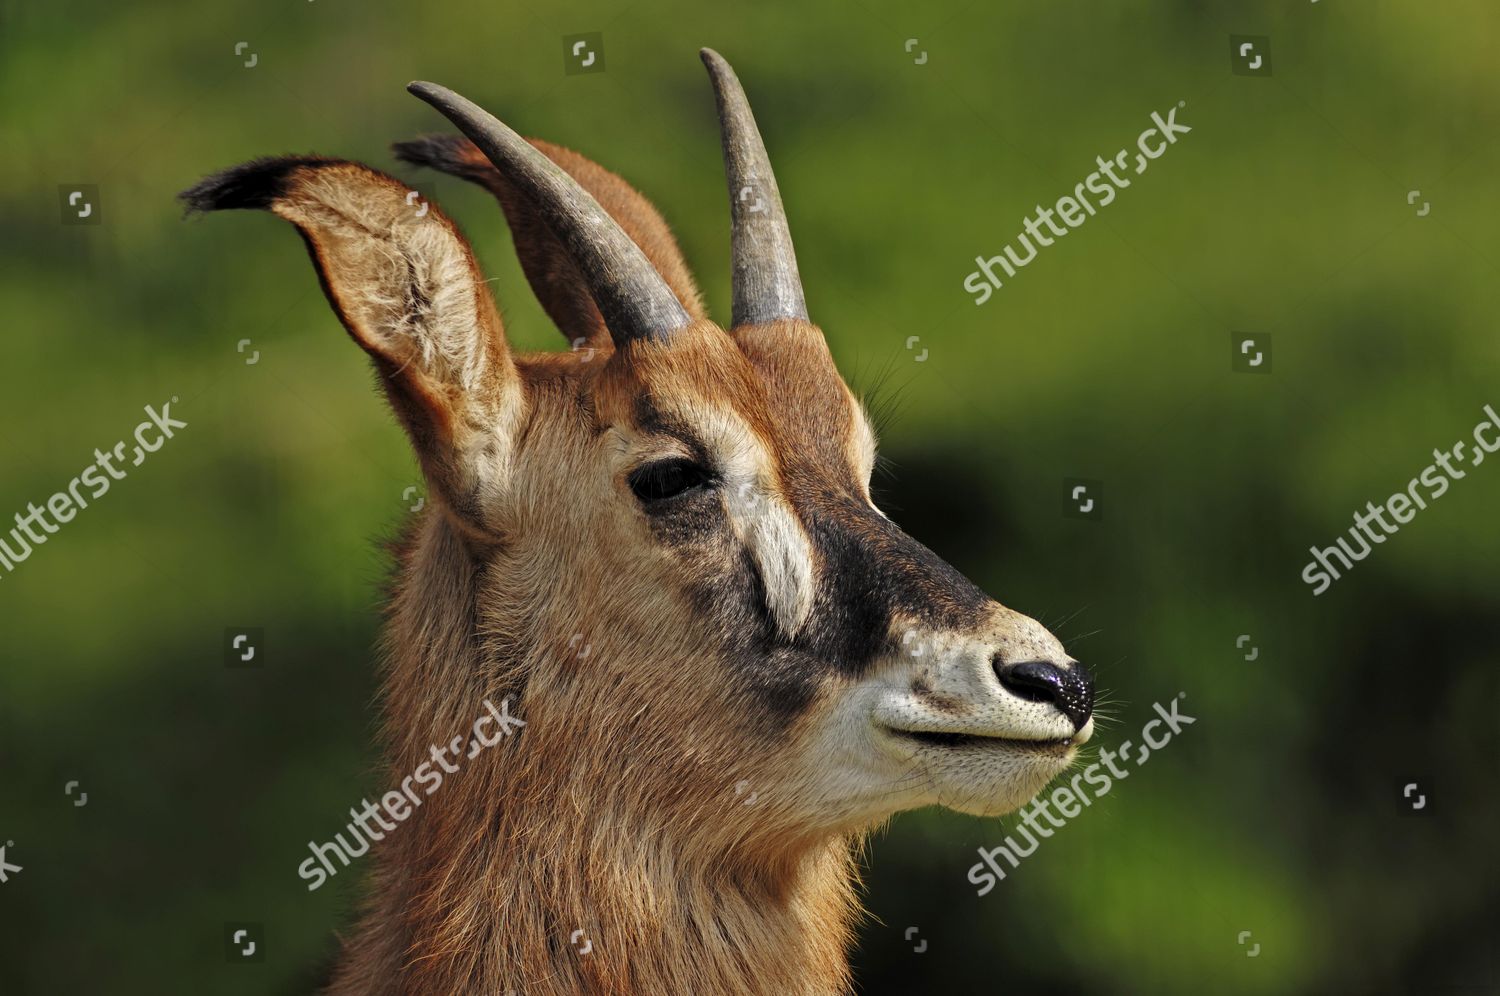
left=2, top=0, right=1497, bottom=992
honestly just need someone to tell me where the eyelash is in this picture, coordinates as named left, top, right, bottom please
left=627, top=458, right=716, bottom=504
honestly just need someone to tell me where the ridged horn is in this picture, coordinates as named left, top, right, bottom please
left=407, top=81, right=691, bottom=346
left=700, top=48, right=808, bottom=327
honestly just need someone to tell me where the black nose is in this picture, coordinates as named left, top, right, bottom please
left=994, top=658, right=1094, bottom=731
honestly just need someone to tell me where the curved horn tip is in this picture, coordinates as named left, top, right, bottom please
left=407, top=81, right=469, bottom=112
left=405, top=76, right=691, bottom=345
left=699, top=45, right=809, bottom=327
left=699, top=48, right=739, bottom=85
left=702, top=47, right=750, bottom=90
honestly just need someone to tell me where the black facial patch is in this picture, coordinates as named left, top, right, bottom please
left=788, top=489, right=990, bottom=677
left=626, top=394, right=991, bottom=730
left=659, top=477, right=991, bottom=729
left=639, top=485, right=810, bottom=714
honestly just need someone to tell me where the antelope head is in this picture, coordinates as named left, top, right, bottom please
left=182, top=49, right=1092, bottom=872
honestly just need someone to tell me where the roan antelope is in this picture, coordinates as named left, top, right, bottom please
left=182, top=48, right=1094, bottom=996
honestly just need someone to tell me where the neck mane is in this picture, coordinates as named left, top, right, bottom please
left=327, top=515, right=863, bottom=995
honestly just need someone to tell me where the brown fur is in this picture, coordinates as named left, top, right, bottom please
left=326, top=321, right=869, bottom=995
left=244, top=154, right=875, bottom=989
left=184, top=93, right=1089, bottom=995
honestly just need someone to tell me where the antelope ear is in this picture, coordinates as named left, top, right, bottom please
left=392, top=134, right=705, bottom=352
left=181, top=156, right=522, bottom=535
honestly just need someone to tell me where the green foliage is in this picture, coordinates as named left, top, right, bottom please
left=2, top=0, right=1496, bottom=992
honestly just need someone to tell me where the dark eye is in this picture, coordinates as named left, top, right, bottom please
left=628, top=458, right=714, bottom=504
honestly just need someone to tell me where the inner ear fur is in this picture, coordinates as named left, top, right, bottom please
left=181, top=155, right=523, bottom=534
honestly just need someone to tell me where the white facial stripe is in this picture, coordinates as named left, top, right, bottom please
left=847, top=393, right=878, bottom=487
left=686, top=405, right=815, bottom=635
left=729, top=481, right=814, bottom=635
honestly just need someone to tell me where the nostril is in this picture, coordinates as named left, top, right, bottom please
left=995, top=660, right=1063, bottom=703
left=994, top=658, right=1094, bottom=731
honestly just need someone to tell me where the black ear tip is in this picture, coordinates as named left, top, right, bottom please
left=178, top=155, right=334, bottom=214
left=391, top=134, right=470, bottom=170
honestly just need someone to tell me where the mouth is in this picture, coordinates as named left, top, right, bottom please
left=885, top=727, right=1080, bottom=753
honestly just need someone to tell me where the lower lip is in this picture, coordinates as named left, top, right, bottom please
left=889, top=729, right=1075, bottom=753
